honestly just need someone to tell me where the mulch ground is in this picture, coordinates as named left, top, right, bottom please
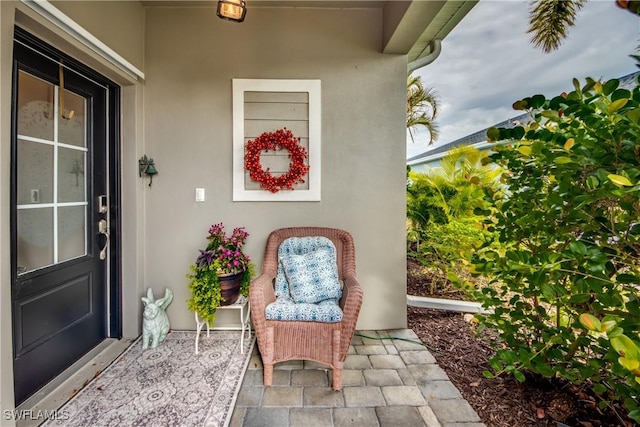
left=406, top=259, right=634, bottom=427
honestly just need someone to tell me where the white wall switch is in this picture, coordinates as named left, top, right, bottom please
left=195, top=188, right=205, bottom=202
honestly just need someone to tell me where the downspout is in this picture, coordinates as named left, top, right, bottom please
left=407, top=39, right=442, bottom=75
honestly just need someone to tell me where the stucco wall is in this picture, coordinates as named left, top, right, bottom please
left=143, top=5, right=408, bottom=331
left=51, top=0, right=144, bottom=72
left=0, top=0, right=408, bottom=412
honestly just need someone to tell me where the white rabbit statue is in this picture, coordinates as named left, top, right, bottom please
left=141, top=287, right=173, bottom=350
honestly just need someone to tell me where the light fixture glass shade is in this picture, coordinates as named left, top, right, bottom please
left=217, top=0, right=247, bottom=23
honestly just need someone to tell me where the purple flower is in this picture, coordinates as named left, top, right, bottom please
left=193, top=222, right=251, bottom=274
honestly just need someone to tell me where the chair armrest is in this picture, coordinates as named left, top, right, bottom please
left=249, top=273, right=276, bottom=313
left=339, top=274, right=363, bottom=360
left=249, top=273, right=276, bottom=352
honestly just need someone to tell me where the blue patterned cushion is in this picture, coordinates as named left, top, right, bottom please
left=275, top=236, right=340, bottom=299
left=281, top=246, right=342, bottom=304
left=265, top=298, right=343, bottom=322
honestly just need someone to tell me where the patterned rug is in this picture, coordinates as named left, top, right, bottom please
left=44, top=330, right=255, bottom=427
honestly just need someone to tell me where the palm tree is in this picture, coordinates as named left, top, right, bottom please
left=407, top=146, right=501, bottom=227
left=527, top=0, right=587, bottom=53
left=407, top=75, right=439, bottom=145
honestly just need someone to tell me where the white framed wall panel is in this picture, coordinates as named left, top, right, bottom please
left=232, top=79, right=321, bottom=201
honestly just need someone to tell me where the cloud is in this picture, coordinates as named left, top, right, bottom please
left=408, top=0, right=639, bottom=158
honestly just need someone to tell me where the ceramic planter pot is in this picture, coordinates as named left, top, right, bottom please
left=218, top=271, right=243, bottom=306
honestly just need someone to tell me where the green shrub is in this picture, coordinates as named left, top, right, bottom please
left=407, top=147, right=501, bottom=292
left=472, top=76, right=640, bottom=421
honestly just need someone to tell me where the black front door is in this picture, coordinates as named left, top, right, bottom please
left=11, top=31, right=120, bottom=404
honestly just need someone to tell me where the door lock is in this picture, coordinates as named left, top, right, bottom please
left=97, top=195, right=108, bottom=214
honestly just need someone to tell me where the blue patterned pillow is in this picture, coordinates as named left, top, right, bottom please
left=266, top=298, right=343, bottom=322
left=275, top=236, right=338, bottom=299
left=281, top=246, right=342, bottom=304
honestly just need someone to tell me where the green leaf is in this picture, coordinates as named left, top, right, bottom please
left=568, top=294, right=591, bottom=304
left=626, top=108, right=640, bottom=123
left=601, top=320, right=617, bottom=333
left=586, top=175, right=599, bottom=190
left=608, top=98, right=628, bottom=114
left=582, top=79, right=596, bottom=93
left=616, top=273, right=638, bottom=284
left=608, top=326, right=624, bottom=339
left=569, top=241, right=587, bottom=256
left=602, top=79, right=619, bottom=95
left=554, top=156, right=572, bottom=164
left=517, top=146, right=532, bottom=156
left=579, top=313, right=601, bottom=331
left=513, top=370, right=526, bottom=383
left=611, top=335, right=639, bottom=359
left=573, top=78, right=581, bottom=93
left=486, top=127, right=501, bottom=142
left=511, top=126, right=525, bottom=140
left=618, top=356, right=640, bottom=372
left=611, top=88, right=632, bottom=102
left=541, top=283, right=556, bottom=300
left=541, top=110, right=560, bottom=121
left=593, top=383, right=607, bottom=394
left=513, top=100, right=528, bottom=110
left=608, top=174, right=633, bottom=187
left=530, top=94, right=546, bottom=109
left=482, top=370, right=495, bottom=379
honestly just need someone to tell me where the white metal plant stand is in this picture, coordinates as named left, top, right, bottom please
left=194, top=295, right=251, bottom=355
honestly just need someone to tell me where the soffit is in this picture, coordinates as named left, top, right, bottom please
left=141, top=1, right=385, bottom=8
left=140, top=0, right=476, bottom=62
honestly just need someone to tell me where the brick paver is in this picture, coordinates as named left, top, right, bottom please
left=231, top=330, right=485, bottom=426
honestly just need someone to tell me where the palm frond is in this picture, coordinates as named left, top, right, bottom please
left=527, top=0, right=587, bottom=53
left=407, top=75, right=440, bottom=144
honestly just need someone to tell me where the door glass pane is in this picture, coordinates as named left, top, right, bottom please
left=58, top=147, right=86, bottom=203
left=17, top=71, right=54, bottom=141
left=58, top=90, right=86, bottom=147
left=17, top=208, right=53, bottom=272
left=16, top=70, right=89, bottom=275
left=58, top=206, right=86, bottom=262
left=16, top=139, right=53, bottom=205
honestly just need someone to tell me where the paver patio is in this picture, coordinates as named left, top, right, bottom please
left=231, top=329, right=485, bottom=427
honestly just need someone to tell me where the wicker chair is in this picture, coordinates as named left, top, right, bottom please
left=249, top=227, right=363, bottom=391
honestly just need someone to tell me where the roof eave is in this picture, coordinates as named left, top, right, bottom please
left=382, top=0, right=477, bottom=61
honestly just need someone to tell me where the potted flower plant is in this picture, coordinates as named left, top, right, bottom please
left=186, top=222, right=253, bottom=325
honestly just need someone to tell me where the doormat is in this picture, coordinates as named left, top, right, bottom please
left=44, top=330, right=255, bottom=427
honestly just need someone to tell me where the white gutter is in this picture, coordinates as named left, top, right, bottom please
left=20, top=0, right=145, bottom=81
left=407, top=39, right=442, bottom=74
left=407, top=294, right=492, bottom=314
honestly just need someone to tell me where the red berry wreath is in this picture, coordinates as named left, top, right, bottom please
left=244, top=128, right=310, bottom=193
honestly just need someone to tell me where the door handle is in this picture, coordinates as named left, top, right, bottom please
left=98, top=219, right=110, bottom=260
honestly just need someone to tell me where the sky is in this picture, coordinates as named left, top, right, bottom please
left=407, top=0, right=640, bottom=159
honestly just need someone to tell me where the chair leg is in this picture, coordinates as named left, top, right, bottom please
left=263, top=326, right=275, bottom=386
left=264, top=363, right=274, bottom=386
left=332, top=367, right=342, bottom=391
left=332, top=329, right=342, bottom=391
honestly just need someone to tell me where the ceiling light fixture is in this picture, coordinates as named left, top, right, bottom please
left=217, top=0, right=247, bottom=23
